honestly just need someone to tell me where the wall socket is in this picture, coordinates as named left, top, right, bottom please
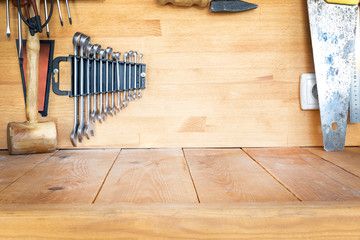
left=300, top=73, right=319, bottom=110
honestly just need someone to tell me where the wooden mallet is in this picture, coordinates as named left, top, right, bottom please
left=7, top=0, right=57, bottom=155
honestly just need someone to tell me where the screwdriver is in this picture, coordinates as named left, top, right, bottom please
left=6, top=0, right=10, bottom=37
left=65, top=0, right=72, bottom=24
left=44, top=0, right=50, bottom=37
left=56, top=0, right=63, bottom=26
left=17, top=10, right=23, bottom=60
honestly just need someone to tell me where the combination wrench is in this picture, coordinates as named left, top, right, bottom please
left=127, top=51, right=133, bottom=102
left=84, top=44, right=95, bottom=139
left=76, top=34, right=91, bottom=143
left=104, top=47, right=113, bottom=116
left=132, top=51, right=138, bottom=101
left=138, top=54, right=143, bottom=98
left=122, top=52, right=129, bottom=108
left=96, top=49, right=107, bottom=122
left=113, top=52, right=122, bottom=111
left=90, top=44, right=101, bottom=122
left=109, top=52, right=118, bottom=115
left=70, top=32, right=83, bottom=147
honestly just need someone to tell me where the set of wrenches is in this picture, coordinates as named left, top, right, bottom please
left=52, top=32, right=146, bottom=146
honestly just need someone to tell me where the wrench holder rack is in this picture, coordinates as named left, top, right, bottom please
left=52, top=55, right=146, bottom=97
left=50, top=32, right=147, bottom=147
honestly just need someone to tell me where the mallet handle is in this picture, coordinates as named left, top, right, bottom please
left=26, top=0, right=40, bottom=123
left=157, top=0, right=209, bottom=7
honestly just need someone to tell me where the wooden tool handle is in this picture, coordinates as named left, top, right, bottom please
left=26, top=0, right=40, bottom=123
left=325, top=0, right=359, bottom=5
left=157, top=0, right=209, bottom=7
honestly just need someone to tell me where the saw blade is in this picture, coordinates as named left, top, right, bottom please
left=307, top=0, right=358, bottom=151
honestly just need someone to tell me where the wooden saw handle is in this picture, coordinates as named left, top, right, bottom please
left=157, top=0, right=209, bottom=7
left=26, top=0, right=40, bottom=123
left=325, top=0, right=359, bottom=5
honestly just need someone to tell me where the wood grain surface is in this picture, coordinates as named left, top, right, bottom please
left=0, top=202, right=360, bottom=239
left=96, top=148, right=198, bottom=203
left=1, top=0, right=359, bottom=149
left=0, top=151, right=54, bottom=192
left=184, top=148, right=297, bottom=202
left=0, top=149, right=120, bottom=203
left=306, top=147, right=360, bottom=177
left=243, top=148, right=360, bottom=201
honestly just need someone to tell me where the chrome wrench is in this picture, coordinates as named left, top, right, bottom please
left=70, top=32, right=83, bottom=147
left=138, top=54, right=143, bottom=99
left=104, top=47, right=113, bottom=116
left=113, top=52, right=122, bottom=111
left=110, top=52, right=118, bottom=115
left=96, top=49, right=107, bottom=122
left=123, top=52, right=129, bottom=108
left=90, top=44, right=101, bottom=122
left=127, top=51, right=133, bottom=102
left=84, top=44, right=95, bottom=139
left=76, top=34, right=91, bottom=143
left=132, top=51, right=138, bottom=101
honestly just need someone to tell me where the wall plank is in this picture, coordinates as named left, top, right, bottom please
left=0, top=0, right=359, bottom=148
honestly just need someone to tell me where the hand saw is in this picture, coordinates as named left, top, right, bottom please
left=307, top=0, right=359, bottom=151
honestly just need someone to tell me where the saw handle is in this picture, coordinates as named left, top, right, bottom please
left=157, top=0, right=209, bottom=7
left=325, top=0, right=359, bottom=5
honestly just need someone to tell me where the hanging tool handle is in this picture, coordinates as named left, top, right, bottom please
left=157, top=0, right=209, bottom=7
left=12, top=0, right=30, bottom=18
left=325, top=0, right=359, bottom=5
left=26, top=0, right=40, bottom=123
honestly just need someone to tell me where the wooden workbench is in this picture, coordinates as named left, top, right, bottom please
left=0, top=147, right=360, bottom=238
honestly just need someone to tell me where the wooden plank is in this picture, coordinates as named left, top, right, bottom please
left=184, top=149, right=297, bottom=202
left=0, top=151, right=54, bottom=192
left=0, top=202, right=360, bottom=239
left=0, top=149, right=120, bottom=204
left=2, top=0, right=360, bottom=149
left=96, top=149, right=198, bottom=203
left=305, top=147, right=360, bottom=177
left=243, top=148, right=360, bottom=201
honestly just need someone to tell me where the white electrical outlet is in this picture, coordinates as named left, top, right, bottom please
left=300, top=73, right=319, bottom=110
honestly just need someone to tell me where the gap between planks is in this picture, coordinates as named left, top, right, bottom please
left=182, top=148, right=201, bottom=203
left=0, top=150, right=58, bottom=194
left=92, top=149, right=123, bottom=204
left=244, top=147, right=360, bottom=201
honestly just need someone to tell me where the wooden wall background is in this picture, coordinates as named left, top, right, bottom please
left=0, top=0, right=359, bottom=149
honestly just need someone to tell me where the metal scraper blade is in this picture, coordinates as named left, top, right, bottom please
left=307, top=0, right=358, bottom=151
left=210, top=0, right=258, bottom=12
